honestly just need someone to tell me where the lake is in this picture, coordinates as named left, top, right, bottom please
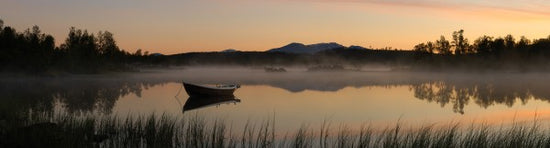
left=3, top=68, right=550, bottom=134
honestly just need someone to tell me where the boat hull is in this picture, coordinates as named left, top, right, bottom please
left=183, top=83, right=236, bottom=97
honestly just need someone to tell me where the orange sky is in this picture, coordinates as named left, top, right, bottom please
left=2, top=0, right=550, bottom=54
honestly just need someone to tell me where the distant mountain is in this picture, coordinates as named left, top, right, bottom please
left=349, top=45, right=368, bottom=50
left=221, top=49, right=239, bottom=52
left=149, top=53, right=164, bottom=56
left=268, top=42, right=345, bottom=54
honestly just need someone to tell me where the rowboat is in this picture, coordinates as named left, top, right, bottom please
left=183, top=95, right=241, bottom=112
left=183, top=82, right=239, bottom=97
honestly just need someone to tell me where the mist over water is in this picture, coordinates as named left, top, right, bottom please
left=5, top=1, right=550, bottom=145
left=2, top=67, right=550, bottom=133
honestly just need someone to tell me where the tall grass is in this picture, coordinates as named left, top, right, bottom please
left=2, top=112, right=550, bottom=148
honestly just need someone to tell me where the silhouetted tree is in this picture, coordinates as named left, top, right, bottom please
left=97, top=31, right=129, bottom=69
left=413, top=43, right=428, bottom=53
left=517, top=36, right=531, bottom=49
left=473, top=35, right=493, bottom=55
left=97, top=31, right=119, bottom=57
left=7, top=18, right=550, bottom=73
left=0, top=20, right=156, bottom=73
left=436, top=36, right=451, bottom=54
left=0, top=26, right=17, bottom=68
left=492, top=37, right=505, bottom=56
left=504, top=34, right=515, bottom=49
left=529, top=37, right=550, bottom=58
left=426, top=41, right=435, bottom=54
left=0, top=24, right=55, bottom=72
left=24, top=26, right=55, bottom=72
left=414, top=41, right=436, bottom=54
left=452, top=29, right=471, bottom=55
left=134, top=49, right=143, bottom=56
left=59, top=27, right=99, bottom=73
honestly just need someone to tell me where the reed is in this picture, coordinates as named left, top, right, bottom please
left=2, top=112, right=550, bottom=148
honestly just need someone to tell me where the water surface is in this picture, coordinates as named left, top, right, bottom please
left=3, top=68, right=550, bottom=133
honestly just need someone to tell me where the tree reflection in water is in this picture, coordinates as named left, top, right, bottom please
left=411, top=81, right=545, bottom=114
left=3, top=74, right=550, bottom=119
left=0, top=79, right=167, bottom=122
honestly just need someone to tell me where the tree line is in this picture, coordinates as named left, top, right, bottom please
left=413, top=29, right=531, bottom=55
left=412, top=29, right=550, bottom=71
left=4, top=18, right=550, bottom=73
left=0, top=19, right=154, bottom=74
left=171, top=30, right=550, bottom=71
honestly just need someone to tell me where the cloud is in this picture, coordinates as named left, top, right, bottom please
left=289, top=0, right=550, bottom=18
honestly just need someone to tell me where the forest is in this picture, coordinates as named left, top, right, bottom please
left=0, top=19, right=154, bottom=74
left=170, top=29, right=550, bottom=72
left=3, top=19, right=550, bottom=74
left=410, top=29, right=550, bottom=71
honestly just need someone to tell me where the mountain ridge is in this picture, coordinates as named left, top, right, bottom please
left=268, top=42, right=361, bottom=54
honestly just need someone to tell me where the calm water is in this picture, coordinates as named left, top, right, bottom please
left=3, top=68, right=550, bottom=132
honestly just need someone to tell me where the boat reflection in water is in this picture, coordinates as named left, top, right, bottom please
left=183, top=95, right=241, bottom=113
left=181, top=82, right=241, bottom=113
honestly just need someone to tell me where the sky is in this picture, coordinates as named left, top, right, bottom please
left=1, top=0, right=550, bottom=54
